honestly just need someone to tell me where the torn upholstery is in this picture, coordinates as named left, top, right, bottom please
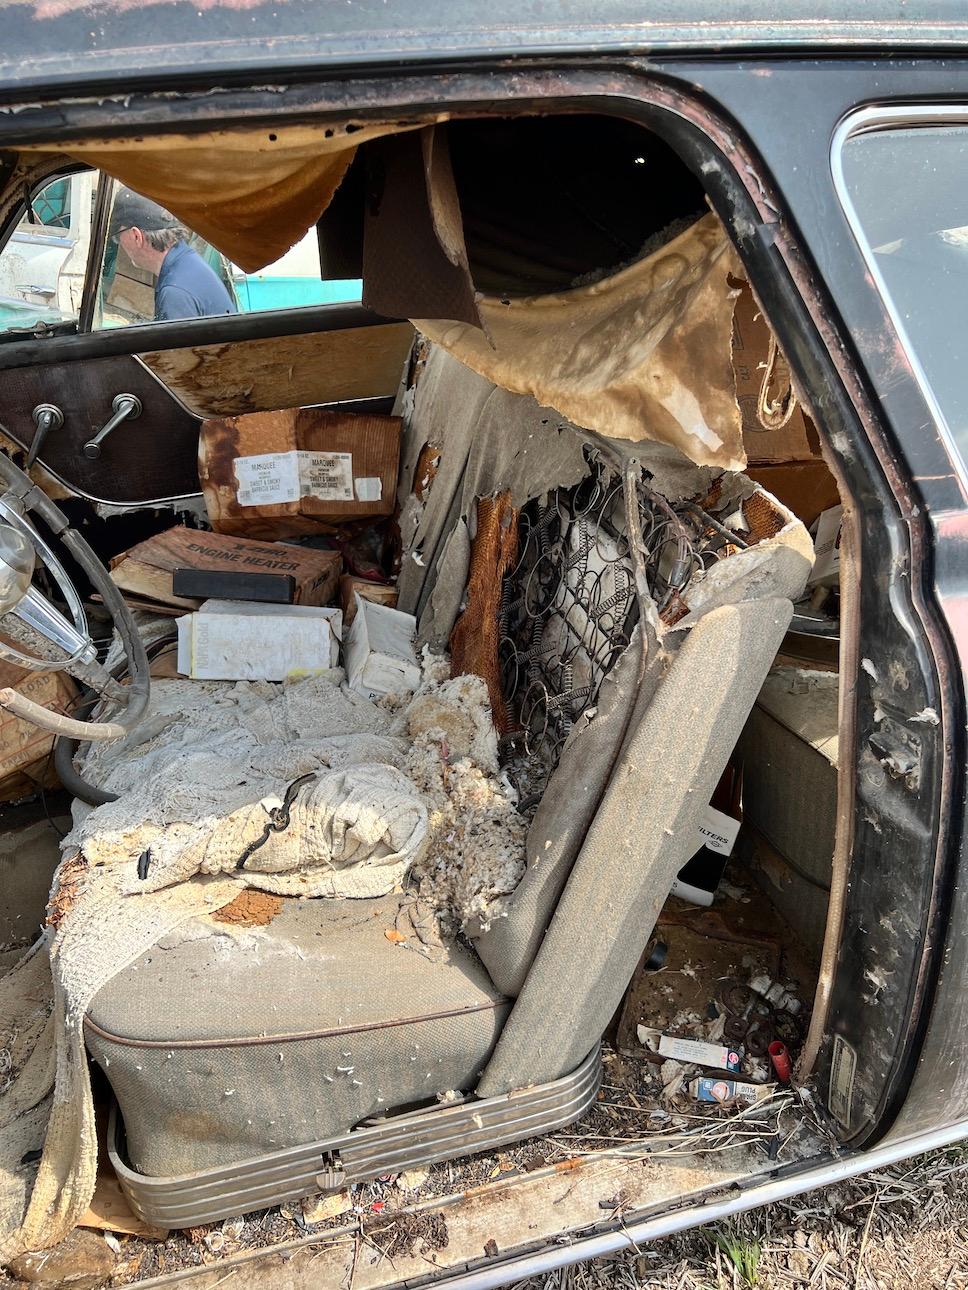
left=416, top=214, right=745, bottom=470
left=22, top=121, right=430, bottom=273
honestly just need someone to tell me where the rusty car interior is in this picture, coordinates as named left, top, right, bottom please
left=0, top=109, right=860, bottom=1279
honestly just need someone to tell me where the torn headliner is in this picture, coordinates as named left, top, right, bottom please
left=13, top=119, right=745, bottom=471
left=16, top=119, right=434, bottom=273
left=418, top=214, right=745, bottom=472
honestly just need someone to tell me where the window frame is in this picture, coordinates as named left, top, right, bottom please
left=0, top=163, right=368, bottom=357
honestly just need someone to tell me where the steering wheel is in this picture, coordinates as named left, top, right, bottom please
left=0, top=452, right=149, bottom=740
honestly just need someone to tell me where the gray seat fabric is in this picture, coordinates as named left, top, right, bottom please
left=470, top=621, right=669, bottom=997
left=85, top=895, right=509, bottom=1177
left=477, top=597, right=794, bottom=1098
left=397, top=346, right=590, bottom=647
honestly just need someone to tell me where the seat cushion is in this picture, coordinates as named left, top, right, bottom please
left=85, top=893, right=509, bottom=1177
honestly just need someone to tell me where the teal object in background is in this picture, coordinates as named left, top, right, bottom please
left=233, top=276, right=362, bottom=311
left=0, top=297, right=69, bottom=329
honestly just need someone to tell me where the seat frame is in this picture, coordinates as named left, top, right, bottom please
left=107, top=1046, right=601, bottom=1229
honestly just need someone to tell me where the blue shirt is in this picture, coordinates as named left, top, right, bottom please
left=155, top=242, right=238, bottom=321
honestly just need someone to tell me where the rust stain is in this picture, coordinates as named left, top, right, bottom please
left=141, top=323, right=413, bottom=419
left=211, top=889, right=284, bottom=927
left=413, top=440, right=441, bottom=502
left=740, top=488, right=785, bottom=541
left=449, top=492, right=519, bottom=733
left=0, top=430, right=73, bottom=502
left=46, top=852, right=87, bottom=931
left=197, top=411, right=243, bottom=490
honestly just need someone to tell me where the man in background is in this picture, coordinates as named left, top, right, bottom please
left=109, top=188, right=238, bottom=321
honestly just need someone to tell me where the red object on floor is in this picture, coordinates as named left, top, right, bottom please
left=769, top=1040, right=792, bottom=1083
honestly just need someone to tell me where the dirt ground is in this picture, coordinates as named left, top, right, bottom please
left=512, top=1145, right=968, bottom=1290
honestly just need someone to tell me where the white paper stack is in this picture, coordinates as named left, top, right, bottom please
left=343, top=595, right=420, bottom=698
left=176, top=600, right=342, bottom=681
left=808, top=504, right=844, bottom=587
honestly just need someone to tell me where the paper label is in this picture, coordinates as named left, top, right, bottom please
left=697, top=804, right=741, bottom=857
left=658, top=1035, right=741, bottom=1072
left=809, top=503, right=844, bottom=586
left=692, top=1078, right=767, bottom=1105
left=829, top=1035, right=856, bottom=1127
left=354, top=476, right=383, bottom=502
left=234, top=451, right=354, bottom=506
left=179, top=605, right=341, bottom=681
left=300, top=451, right=353, bottom=502
left=234, top=452, right=300, bottom=507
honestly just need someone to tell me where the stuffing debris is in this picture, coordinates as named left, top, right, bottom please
left=400, top=673, right=529, bottom=932
left=73, top=660, right=527, bottom=930
left=0, top=654, right=528, bottom=1264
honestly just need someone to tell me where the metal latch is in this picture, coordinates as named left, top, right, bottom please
left=314, top=1153, right=346, bottom=1191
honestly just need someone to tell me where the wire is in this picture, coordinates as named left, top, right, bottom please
left=497, top=454, right=751, bottom=789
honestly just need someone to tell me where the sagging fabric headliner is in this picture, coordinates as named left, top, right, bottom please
left=17, top=120, right=745, bottom=469
left=19, top=120, right=430, bottom=272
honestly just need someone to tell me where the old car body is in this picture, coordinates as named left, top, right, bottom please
left=0, top=4, right=966, bottom=1286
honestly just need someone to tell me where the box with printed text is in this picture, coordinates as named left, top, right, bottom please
left=199, top=406, right=401, bottom=538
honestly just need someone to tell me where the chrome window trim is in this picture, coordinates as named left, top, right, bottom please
left=830, top=104, right=968, bottom=493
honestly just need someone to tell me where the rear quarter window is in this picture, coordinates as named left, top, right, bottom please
left=837, top=121, right=968, bottom=464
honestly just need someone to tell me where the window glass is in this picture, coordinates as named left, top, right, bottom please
left=0, top=171, right=98, bottom=332
left=840, top=125, right=968, bottom=456
left=0, top=170, right=363, bottom=337
left=96, top=181, right=360, bottom=329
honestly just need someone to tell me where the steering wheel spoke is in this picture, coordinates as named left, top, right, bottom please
left=6, top=584, right=96, bottom=668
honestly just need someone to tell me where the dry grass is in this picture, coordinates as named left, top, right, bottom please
left=512, top=1145, right=968, bottom=1290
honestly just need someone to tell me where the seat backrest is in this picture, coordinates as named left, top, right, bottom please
left=477, top=595, right=797, bottom=1097
left=399, top=341, right=815, bottom=1032
left=468, top=621, right=666, bottom=996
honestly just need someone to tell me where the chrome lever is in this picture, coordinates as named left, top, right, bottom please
left=27, top=403, right=64, bottom=468
left=83, top=393, right=142, bottom=460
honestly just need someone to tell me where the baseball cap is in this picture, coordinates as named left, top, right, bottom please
left=110, top=187, right=181, bottom=239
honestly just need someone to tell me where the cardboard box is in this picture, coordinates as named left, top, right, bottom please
left=109, top=526, right=341, bottom=611
left=746, top=461, right=841, bottom=529
left=670, top=802, right=741, bottom=907
left=344, top=596, right=420, bottom=698
left=176, top=601, right=342, bottom=681
left=0, top=659, right=78, bottom=801
left=339, top=575, right=398, bottom=627
left=657, top=1035, right=742, bottom=1072
left=691, top=1078, right=771, bottom=1106
left=738, top=667, right=838, bottom=951
left=199, top=407, right=401, bottom=538
left=733, top=278, right=820, bottom=464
